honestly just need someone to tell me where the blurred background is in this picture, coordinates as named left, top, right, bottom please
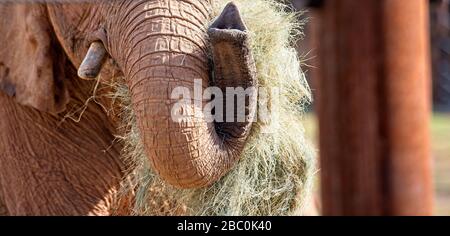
left=290, top=0, right=450, bottom=215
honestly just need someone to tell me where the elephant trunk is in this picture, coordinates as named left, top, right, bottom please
left=113, top=1, right=257, bottom=188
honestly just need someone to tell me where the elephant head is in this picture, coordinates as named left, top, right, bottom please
left=0, top=1, right=257, bottom=189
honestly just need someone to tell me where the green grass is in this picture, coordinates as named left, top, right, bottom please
left=431, top=114, right=450, bottom=215
left=304, top=113, right=450, bottom=216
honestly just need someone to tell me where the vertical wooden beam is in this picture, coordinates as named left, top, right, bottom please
left=316, top=0, right=433, bottom=215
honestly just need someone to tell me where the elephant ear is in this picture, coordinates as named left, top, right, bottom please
left=0, top=4, right=69, bottom=114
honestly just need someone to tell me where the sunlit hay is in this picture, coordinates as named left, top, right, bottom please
left=61, top=76, right=105, bottom=123
left=61, top=73, right=120, bottom=125
left=114, top=0, right=315, bottom=216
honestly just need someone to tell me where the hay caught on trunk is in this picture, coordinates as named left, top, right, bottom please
left=114, top=0, right=316, bottom=216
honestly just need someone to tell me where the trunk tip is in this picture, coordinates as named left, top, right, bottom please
left=210, top=1, right=247, bottom=31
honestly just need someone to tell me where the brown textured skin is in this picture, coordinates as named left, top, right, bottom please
left=0, top=179, right=7, bottom=215
left=0, top=3, right=127, bottom=216
left=0, top=1, right=256, bottom=214
left=0, top=58, right=124, bottom=215
left=123, top=1, right=257, bottom=188
left=105, top=1, right=257, bottom=188
left=0, top=83, right=124, bottom=216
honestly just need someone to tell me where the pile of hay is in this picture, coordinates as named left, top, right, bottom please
left=114, top=0, right=315, bottom=216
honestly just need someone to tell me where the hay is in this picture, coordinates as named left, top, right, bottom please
left=114, top=0, right=315, bottom=216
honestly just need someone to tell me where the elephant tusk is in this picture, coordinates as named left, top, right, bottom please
left=78, top=42, right=107, bottom=80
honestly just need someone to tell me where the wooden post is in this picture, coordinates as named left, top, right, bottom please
left=316, top=0, right=433, bottom=215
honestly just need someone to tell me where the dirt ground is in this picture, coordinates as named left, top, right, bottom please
left=304, top=113, right=450, bottom=216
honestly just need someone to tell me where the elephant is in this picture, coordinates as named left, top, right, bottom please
left=0, top=0, right=259, bottom=216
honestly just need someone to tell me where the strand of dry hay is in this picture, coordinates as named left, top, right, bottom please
left=114, top=0, right=316, bottom=216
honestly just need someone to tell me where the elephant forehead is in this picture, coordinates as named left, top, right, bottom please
left=48, top=4, right=103, bottom=33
